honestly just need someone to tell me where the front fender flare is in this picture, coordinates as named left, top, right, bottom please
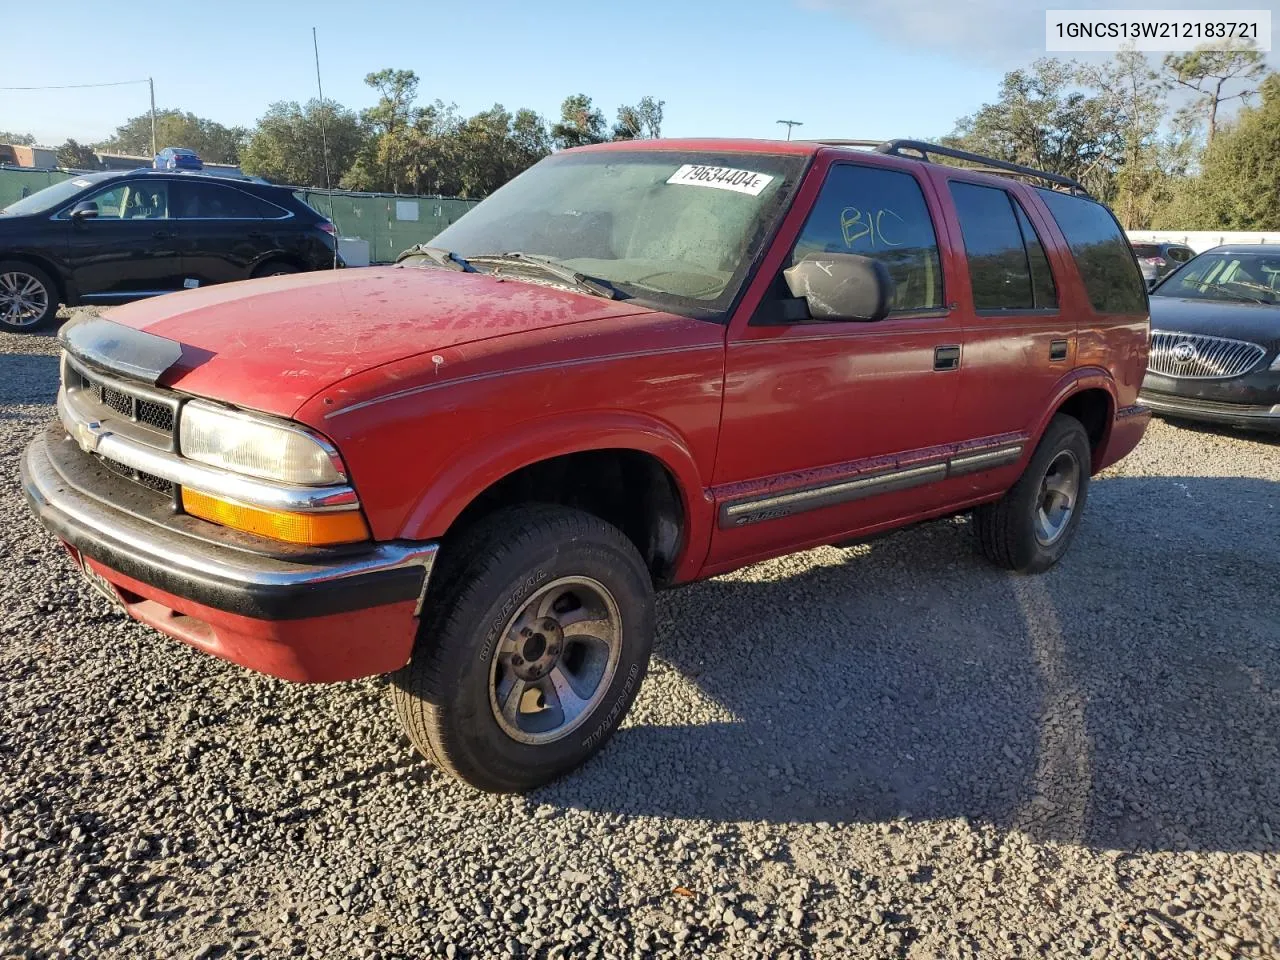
left=398, top=410, right=714, bottom=583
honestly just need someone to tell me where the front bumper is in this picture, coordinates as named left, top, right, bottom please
left=1138, top=391, right=1280, bottom=431
left=22, top=431, right=438, bottom=681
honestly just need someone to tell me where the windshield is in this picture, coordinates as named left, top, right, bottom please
left=1155, top=251, right=1280, bottom=303
left=1, top=176, right=104, bottom=216
left=427, top=150, right=808, bottom=317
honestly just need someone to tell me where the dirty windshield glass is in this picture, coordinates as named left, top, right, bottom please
left=1, top=176, right=106, bottom=216
left=428, top=151, right=807, bottom=318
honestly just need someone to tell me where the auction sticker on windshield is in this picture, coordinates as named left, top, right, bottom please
left=667, top=164, right=774, bottom=196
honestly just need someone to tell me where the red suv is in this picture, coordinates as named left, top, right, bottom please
left=22, top=139, right=1151, bottom=791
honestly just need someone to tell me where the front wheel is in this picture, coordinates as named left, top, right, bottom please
left=390, top=505, right=655, bottom=792
left=973, top=414, right=1092, bottom=574
left=0, top=261, right=59, bottom=332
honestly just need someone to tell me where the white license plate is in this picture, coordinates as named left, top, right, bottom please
left=79, top=559, right=122, bottom=607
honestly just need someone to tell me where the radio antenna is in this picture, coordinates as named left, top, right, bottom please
left=312, top=26, right=339, bottom=268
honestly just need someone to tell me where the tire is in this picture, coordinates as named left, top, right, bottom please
left=973, top=414, right=1092, bottom=574
left=390, top=505, right=655, bottom=792
left=251, top=260, right=300, bottom=279
left=0, top=261, right=59, bottom=332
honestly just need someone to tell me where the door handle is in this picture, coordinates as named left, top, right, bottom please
left=247, top=232, right=268, bottom=240
left=934, top=344, right=961, bottom=371
left=152, top=230, right=172, bottom=240
left=1049, top=339, right=1069, bottom=362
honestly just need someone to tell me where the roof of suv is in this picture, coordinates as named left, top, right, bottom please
left=574, top=137, right=1091, bottom=197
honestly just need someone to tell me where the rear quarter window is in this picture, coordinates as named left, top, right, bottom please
left=1037, top=189, right=1146, bottom=314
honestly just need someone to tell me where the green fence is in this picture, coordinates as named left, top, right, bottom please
left=0, top=168, right=479, bottom=263
left=298, top=191, right=479, bottom=263
left=0, top=167, right=75, bottom=209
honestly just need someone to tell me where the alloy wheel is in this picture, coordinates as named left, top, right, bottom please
left=1033, top=450, right=1081, bottom=546
left=488, top=576, right=623, bottom=745
left=0, top=271, right=50, bottom=328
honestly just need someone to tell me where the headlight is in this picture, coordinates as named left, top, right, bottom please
left=1270, top=353, right=1280, bottom=371
left=179, top=401, right=346, bottom=485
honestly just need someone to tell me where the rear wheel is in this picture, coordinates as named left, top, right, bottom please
left=0, top=261, right=58, bottom=332
left=251, top=260, right=299, bottom=279
left=390, top=505, right=655, bottom=792
left=973, top=415, right=1091, bottom=574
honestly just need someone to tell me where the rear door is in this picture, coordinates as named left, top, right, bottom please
left=64, top=179, right=184, bottom=301
left=940, top=176, right=1073, bottom=496
left=171, top=180, right=276, bottom=287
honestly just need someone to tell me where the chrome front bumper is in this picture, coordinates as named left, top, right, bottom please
left=22, top=429, right=438, bottom=620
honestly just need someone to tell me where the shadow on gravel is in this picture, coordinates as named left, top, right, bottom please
left=543, top=475, right=1280, bottom=856
left=1152, top=414, right=1280, bottom=447
left=0, top=352, right=60, bottom=406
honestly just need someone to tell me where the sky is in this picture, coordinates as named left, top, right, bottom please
left=2, top=0, right=1278, bottom=148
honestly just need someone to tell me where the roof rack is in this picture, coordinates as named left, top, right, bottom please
left=815, top=138, right=1091, bottom=196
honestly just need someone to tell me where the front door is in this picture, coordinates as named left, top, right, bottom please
left=65, top=179, right=184, bottom=301
left=708, top=157, right=967, bottom=570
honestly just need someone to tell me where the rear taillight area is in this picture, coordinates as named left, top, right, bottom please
left=318, top=220, right=337, bottom=237
left=1142, top=256, right=1166, bottom=266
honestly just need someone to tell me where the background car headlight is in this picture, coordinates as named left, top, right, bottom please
left=179, top=401, right=346, bottom=485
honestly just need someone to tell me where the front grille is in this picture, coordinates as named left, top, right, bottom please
left=1149, top=331, right=1266, bottom=379
left=98, top=455, right=175, bottom=497
left=63, top=356, right=179, bottom=444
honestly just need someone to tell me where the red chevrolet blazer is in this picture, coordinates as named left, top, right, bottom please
left=22, top=138, right=1151, bottom=791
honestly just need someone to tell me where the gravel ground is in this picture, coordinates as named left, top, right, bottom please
left=2, top=317, right=1278, bottom=960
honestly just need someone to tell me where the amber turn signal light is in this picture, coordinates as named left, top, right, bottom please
left=182, top=490, right=370, bottom=546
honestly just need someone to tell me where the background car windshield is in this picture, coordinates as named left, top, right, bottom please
left=0, top=177, right=102, bottom=216
left=1158, top=252, right=1280, bottom=303
left=429, top=151, right=806, bottom=316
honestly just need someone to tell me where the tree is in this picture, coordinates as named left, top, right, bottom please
left=357, top=69, right=423, bottom=193
left=241, top=99, right=367, bottom=187
left=551, top=94, right=607, bottom=149
left=945, top=59, right=1121, bottom=198
left=56, top=139, right=99, bottom=170
left=1164, top=41, right=1266, bottom=144
left=1160, top=73, right=1280, bottom=229
left=1083, top=49, right=1168, bottom=228
left=0, top=131, right=35, bottom=146
left=612, top=96, right=664, bottom=140
left=99, top=109, right=247, bottom=163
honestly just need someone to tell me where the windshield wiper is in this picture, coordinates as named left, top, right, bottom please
left=467, top=252, right=619, bottom=300
left=1203, top=281, right=1268, bottom=303
left=396, top=245, right=475, bottom=272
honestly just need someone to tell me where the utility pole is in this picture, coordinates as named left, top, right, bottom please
left=776, top=119, right=803, bottom=140
left=149, top=77, right=157, bottom=156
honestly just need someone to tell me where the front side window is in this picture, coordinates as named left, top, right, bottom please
left=791, top=163, right=943, bottom=313
left=430, top=150, right=806, bottom=318
left=1037, top=189, right=1146, bottom=314
left=82, top=181, right=170, bottom=220
left=949, top=181, right=1057, bottom=311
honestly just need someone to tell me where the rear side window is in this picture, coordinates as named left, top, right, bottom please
left=173, top=182, right=263, bottom=219
left=948, top=181, right=1057, bottom=311
left=792, top=163, right=943, bottom=313
left=1037, top=189, right=1146, bottom=314
left=1168, top=246, right=1193, bottom=263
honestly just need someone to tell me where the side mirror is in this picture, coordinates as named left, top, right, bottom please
left=783, top=253, right=894, bottom=322
left=68, top=201, right=99, bottom=221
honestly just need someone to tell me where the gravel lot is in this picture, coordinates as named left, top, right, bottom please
left=2, top=319, right=1278, bottom=960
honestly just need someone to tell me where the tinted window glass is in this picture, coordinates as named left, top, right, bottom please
left=792, top=164, right=942, bottom=312
left=1168, top=246, right=1192, bottom=263
left=1037, top=189, right=1146, bottom=314
left=83, top=181, right=169, bottom=219
left=1131, top=243, right=1160, bottom=258
left=949, top=182, right=1034, bottom=310
left=174, top=182, right=263, bottom=219
left=1014, top=201, right=1057, bottom=308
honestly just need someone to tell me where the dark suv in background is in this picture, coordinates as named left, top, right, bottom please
left=0, top=170, right=341, bottom=331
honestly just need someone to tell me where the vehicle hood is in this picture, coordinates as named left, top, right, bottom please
left=102, top=266, right=653, bottom=417
left=1150, top=295, right=1280, bottom=345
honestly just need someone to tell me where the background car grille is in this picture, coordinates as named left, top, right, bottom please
left=1149, top=331, right=1266, bottom=379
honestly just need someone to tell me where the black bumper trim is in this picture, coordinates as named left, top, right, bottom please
left=1139, top=392, right=1280, bottom=432
left=22, top=435, right=436, bottom=621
